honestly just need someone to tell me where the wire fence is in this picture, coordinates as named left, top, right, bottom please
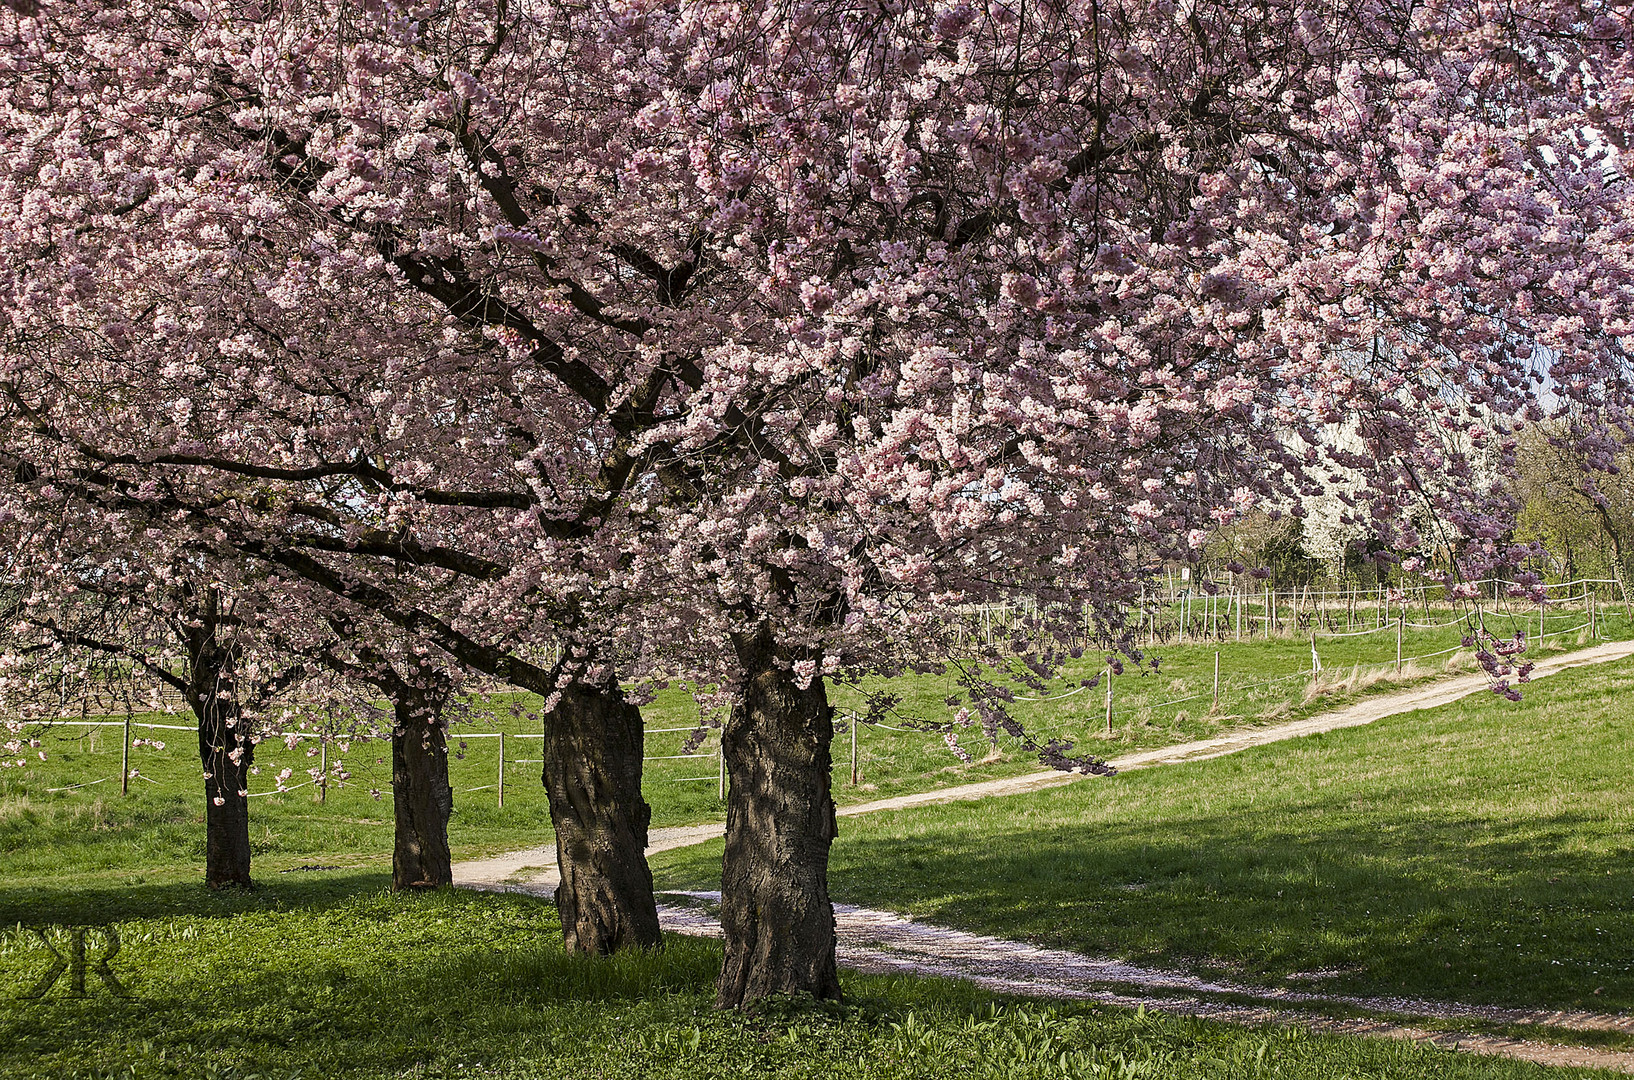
left=1058, top=597, right=1604, bottom=740
left=957, top=576, right=1624, bottom=650
left=11, top=579, right=1624, bottom=804
left=12, top=718, right=730, bottom=807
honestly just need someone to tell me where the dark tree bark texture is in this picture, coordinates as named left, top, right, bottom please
left=716, top=625, right=841, bottom=1009
left=182, top=593, right=254, bottom=890
left=541, top=673, right=662, bottom=954
left=390, top=679, right=454, bottom=889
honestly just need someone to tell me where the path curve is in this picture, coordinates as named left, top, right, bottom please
left=454, top=637, right=1634, bottom=1073
left=653, top=890, right=1634, bottom=1075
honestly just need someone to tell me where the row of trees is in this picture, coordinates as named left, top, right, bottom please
left=1206, top=421, right=1634, bottom=594
left=1, top=0, right=1630, bottom=1008
left=1196, top=434, right=1634, bottom=598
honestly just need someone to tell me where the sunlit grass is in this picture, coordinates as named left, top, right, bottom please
left=3, top=618, right=1624, bottom=900
left=653, top=655, right=1634, bottom=1014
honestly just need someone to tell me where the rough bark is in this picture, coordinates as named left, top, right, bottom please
left=183, top=595, right=253, bottom=890
left=716, top=625, right=841, bottom=1009
left=390, top=681, right=453, bottom=889
left=540, top=673, right=661, bottom=954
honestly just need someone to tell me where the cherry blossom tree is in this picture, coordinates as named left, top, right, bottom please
left=0, top=472, right=491, bottom=894
left=0, top=551, right=308, bottom=889
left=3, top=0, right=1632, bottom=1006
left=302, top=612, right=461, bottom=890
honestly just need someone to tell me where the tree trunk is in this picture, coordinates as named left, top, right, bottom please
left=391, top=683, right=453, bottom=890
left=541, top=674, right=661, bottom=954
left=716, top=625, right=841, bottom=1009
left=198, top=711, right=253, bottom=890
left=185, top=612, right=253, bottom=890
left=1593, top=502, right=1634, bottom=617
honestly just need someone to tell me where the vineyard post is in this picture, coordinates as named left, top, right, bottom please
left=850, top=716, right=858, bottom=787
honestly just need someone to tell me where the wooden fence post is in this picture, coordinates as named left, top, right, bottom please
left=850, top=716, right=858, bottom=786
left=120, top=712, right=130, bottom=796
left=497, top=731, right=505, bottom=810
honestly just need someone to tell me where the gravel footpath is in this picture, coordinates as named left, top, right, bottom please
left=454, top=638, right=1634, bottom=1074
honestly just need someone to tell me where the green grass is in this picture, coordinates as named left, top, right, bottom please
left=652, top=654, right=1634, bottom=1017
left=3, top=616, right=1626, bottom=898
left=0, top=883, right=1616, bottom=1079
left=3, top=616, right=1630, bottom=1076
left=758, top=612, right=1626, bottom=809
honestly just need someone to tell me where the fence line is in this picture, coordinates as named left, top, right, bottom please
left=248, top=780, right=315, bottom=798
left=957, top=576, right=1619, bottom=622
left=22, top=713, right=732, bottom=804
left=1404, top=615, right=1472, bottom=630
left=18, top=600, right=1619, bottom=804
left=970, top=580, right=1622, bottom=651
left=45, top=777, right=109, bottom=794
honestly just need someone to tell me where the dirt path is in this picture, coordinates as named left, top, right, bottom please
left=453, top=637, right=1634, bottom=1073
left=654, top=890, right=1634, bottom=1075
left=455, top=637, right=1634, bottom=890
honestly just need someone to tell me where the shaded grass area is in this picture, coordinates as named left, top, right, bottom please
left=0, top=883, right=1615, bottom=1079
left=652, top=656, right=1634, bottom=1016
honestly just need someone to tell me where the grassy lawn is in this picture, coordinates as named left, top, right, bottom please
left=0, top=882, right=1616, bottom=1079
left=2, top=617, right=1624, bottom=905
left=652, top=654, right=1634, bottom=1016
left=2, top=618, right=1629, bottom=1077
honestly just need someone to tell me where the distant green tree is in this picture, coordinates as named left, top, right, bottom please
left=1512, top=422, right=1634, bottom=612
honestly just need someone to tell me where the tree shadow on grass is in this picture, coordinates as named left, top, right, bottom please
left=0, top=885, right=726, bottom=1080
left=826, top=803, right=1634, bottom=1014
left=0, top=868, right=394, bottom=927
left=0, top=874, right=1621, bottom=1080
